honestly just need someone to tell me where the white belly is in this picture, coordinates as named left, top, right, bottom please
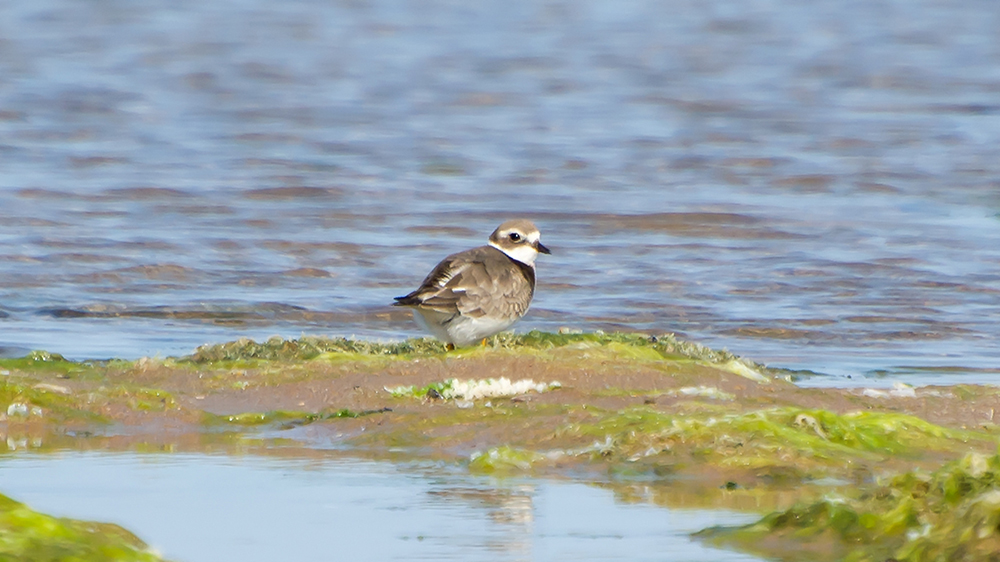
left=412, top=309, right=520, bottom=347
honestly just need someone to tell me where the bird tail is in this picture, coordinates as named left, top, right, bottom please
left=393, top=294, right=421, bottom=306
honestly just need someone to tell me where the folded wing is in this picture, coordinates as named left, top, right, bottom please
left=393, top=246, right=535, bottom=320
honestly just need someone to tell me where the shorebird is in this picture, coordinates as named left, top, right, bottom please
left=394, top=219, right=550, bottom=348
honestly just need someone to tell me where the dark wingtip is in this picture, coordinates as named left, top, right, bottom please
left=393, top=295, right=418, bottom=306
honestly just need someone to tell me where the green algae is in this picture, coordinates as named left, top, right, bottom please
left=0, top=492, right=166, bottom=562
left=0, top=380, right=106, bottom=425
left=100, top=386, right=179, bottom=412
left=1, top=380, right=74, bottom=411
left=203, top=407, right=391, bottom=428
left=183, top=331, right=770, bottom=375
left=699, top=452, right=1000, bottom=562
left=0, top=379, right=186, bottom=426
left=0, top=354, right=188, bottom=427
left=186, top=335, right=451, bottom=363
left=469, top=446, right=547, bottom=473
left=562, top=406, right=988, bottom=479
left=7, top=333, right=1000, bottom=562
left=386, top=380, right=454, bottom=399
left=0, top=351, right=102, bottom=380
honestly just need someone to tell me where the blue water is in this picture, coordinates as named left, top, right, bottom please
left=0, top=452, right=762, bottom=562
left=0, top=1, right=998, bottom=382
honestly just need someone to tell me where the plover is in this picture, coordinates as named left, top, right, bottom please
left=394, top=219, right=551, bottom=347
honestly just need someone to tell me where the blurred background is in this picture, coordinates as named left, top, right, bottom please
left=1, top=0, right=998, bottom=385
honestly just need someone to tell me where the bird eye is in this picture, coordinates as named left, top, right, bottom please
left=508, top=232, right=521, bottom=242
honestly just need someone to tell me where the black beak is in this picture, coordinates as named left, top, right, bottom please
left=535, top=241, right=551, bottom=255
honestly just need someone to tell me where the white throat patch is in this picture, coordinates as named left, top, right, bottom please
left=490, top=241, right=539, bottom=266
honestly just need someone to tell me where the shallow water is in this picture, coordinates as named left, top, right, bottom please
left=1, top=0, right=999, bottom=386
left=1, top=4, right=996, bottom=558
left=0, top=452, right=761, bottom=562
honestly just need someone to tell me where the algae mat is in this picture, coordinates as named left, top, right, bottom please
left=0, top=491, right=163, bottom=562
left=2, top=332, right=999, bottom=561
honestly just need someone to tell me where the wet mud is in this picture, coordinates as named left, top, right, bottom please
left=2, top=332, right=999, bottom=560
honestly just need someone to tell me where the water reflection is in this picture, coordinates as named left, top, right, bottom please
left=0, top=452, right=763, bottom=562
left=428, top=484, right=536, bottom=559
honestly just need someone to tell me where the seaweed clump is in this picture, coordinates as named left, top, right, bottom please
left=699, top=452, right=1000, bottom=562
left=185, top=331, right=769, bottom=374
left=0, top=492, right=166, bottom=561
left=469, top=446, right=548, bottom=473
left=565, top=406, right=985, bottom=480
left=186, top=335, right=451, bottom=362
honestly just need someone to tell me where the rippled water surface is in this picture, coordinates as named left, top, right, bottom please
left=1, top=0, right=999, bottom=385
left=0, top=453, right=761, bottom=562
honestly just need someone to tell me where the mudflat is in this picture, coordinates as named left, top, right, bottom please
left=3, top=332, right=999, bottom=561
